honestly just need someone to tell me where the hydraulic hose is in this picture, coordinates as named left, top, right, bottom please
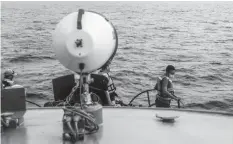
left=63, top=107, right=99, bottom=135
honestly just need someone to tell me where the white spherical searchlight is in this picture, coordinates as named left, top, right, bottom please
left=52, top=9, right=118, bottom=74
left=52, top=10, right=118, bottom=139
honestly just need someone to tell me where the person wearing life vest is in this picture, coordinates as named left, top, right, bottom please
left=154, top=65, right=181, bottom=108
left=98, top=62, right=119, bottom=105
left=2, top=69, right=24, bottom=89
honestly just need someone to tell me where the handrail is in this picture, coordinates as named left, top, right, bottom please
left=128, top=89, right=183, bottom=108
left=26, top=100, right=42, bottom=107
left=128, top=89, right=155, bottom=105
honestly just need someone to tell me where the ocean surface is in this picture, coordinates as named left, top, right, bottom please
left=1, top=1, right=233, bottom=112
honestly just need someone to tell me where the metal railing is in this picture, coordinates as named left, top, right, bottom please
left=128, top=89, right=182, bottom=108
left=128, top=89, right=156, bottom=107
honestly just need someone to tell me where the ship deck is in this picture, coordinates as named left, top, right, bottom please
left=2, top=107, right=233, bottom=144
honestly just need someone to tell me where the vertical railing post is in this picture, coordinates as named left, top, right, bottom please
left=147, top=91, right=151, bottom=106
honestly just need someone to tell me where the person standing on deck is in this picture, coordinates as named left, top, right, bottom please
left=155, top=65, right=181, bottom=108
left=98, top=61, right=118, bottom=106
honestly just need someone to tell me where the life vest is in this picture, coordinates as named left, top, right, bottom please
left=2, top=79, right=14, bottom=88
left=100, top=73, right=118, bottom=102
left=155, top=76, right=174, bottom=104
left=106, top=73, right=117, bottom=93
left=100, top=73, right=116, bottom=93
left=155, top=76, right=174, bottom=92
